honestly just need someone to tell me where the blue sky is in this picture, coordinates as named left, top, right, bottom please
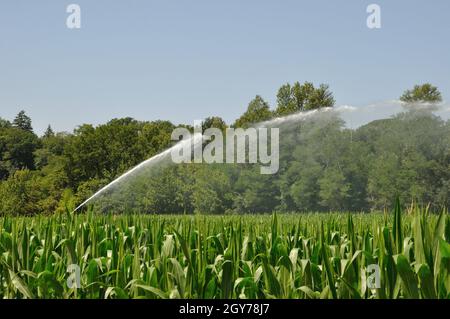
left=1, top=0, right=449, bottom=134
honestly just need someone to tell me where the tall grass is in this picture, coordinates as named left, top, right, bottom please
left=0, top=206, right=449, bottom=299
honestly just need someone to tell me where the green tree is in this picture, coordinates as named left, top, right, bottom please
left=202, top=116, right=227, bottom=132
left=13, top=110, right=33, bottom=132
left=44, top=125, right=55, bottom=138
left=192, top=166, right=232, bottom=214
left=275, top=83, right=296, bottom=115
left=142, top=167, right=186, bottom=214
left=233, top=166, right=279, bottom=213
left=75, top=178, right=108, bottom=207
left=63, top=118, right=175, bottom=190
left=400, top=83, right=442, bottom=103
left=34, top=132, right=68, bottom=169
left=318, top=168, right=350, bottom=210
left=288, top=162, right=322, bottom=211
left=137, top=120, right=176, bottom=157
left=233, top=95, right=273, bottom=128
left=291, top=81, right=315, bottom=111
left=307, top=84, right=335, bottom=110
left=0, top=169, right=41, bottom=216
left=0, top=118, right=10, bottom=128
left=275, top=82, right=334, bottom=116
left=0, top=126, right=39, bottom=179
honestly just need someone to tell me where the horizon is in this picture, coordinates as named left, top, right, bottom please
left=3, top=99, right=450, bottom=136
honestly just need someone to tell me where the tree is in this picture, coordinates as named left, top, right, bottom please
left=0, top=126, right=39, bottom=179
left=318, top=168, right=350, bottom=210
left=44, top=125, right=55, bottom=138
left=0, top=118, right=10, bottom=128
left=13, top=110, right=33, bottom=132
left=142, top=167, right=186, bottom=214
left=63, top=119, right=175, bottom=190
left=0, top=169, right=42, bottom=216
left=202, top=116, right=227, bottom=132
left=288, top=161, right=322, bottom=211
left=275, top=83, right=296, bottom=115
left=138, top=120, right=176, bottom=158
left=400, top=83, right=442, bottom=103
left=233, top=95, right=273, bottom=128
left=291, top=81, right=315, bottom=111
left=35, top=132, right=68, bottom=169
left=233, top=166, right=279, bottom=213
left=307, top=84, right=335, bottom=110
left=275, top=82, right=335, bottom=116
left=192, top=166, right=232, bottom=214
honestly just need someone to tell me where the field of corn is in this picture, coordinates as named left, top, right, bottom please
left=0, top=204, right=449, bottom=299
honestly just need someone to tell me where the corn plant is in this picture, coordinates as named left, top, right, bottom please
left=0, top=205, right=449, bottom=299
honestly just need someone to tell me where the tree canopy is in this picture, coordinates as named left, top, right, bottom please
left=0, top=84, right=448, bottom=216
left=275, top=82, right=335, bottom=116
left=233, top=95, right=273, bottom=128
left=13, top=110, right=33, bottom=132
left=400, top=83, right=443, bottom=103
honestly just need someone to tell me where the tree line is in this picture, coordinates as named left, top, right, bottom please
left=0, top=82, right=448, bottom=215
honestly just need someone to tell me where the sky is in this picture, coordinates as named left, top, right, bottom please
left=1, top=0, right=449, bottom=135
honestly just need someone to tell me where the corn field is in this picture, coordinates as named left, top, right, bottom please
left=0, top=205, right=449, bottom=299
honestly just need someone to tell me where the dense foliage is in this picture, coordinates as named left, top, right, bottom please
left=0, top=83, right=448, bottom=215
left=400, top=83, right=442, bottom=104
left=85, top=110, right=450, bottom=214
left=0, top=205, right=449, bottom=299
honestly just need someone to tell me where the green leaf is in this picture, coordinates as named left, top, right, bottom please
left=416, top=264, right=436, bottom=299
left=393, top=197, right=403, bottom=253
left=394, top=254, right=419, bottom=299
left=439, top=239, right=450, bottom=258
left=134, top=284, right=168, bottom=299
left=8, top=270, right=34, bottom=299
left=298, top=286, right=318, bottom=299
left=105, top=286, right=129, bottom=299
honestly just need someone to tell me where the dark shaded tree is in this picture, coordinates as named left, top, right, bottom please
left=13, top=110, right=33, bottom=132
left=44, top=125, right=55, bottom=138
